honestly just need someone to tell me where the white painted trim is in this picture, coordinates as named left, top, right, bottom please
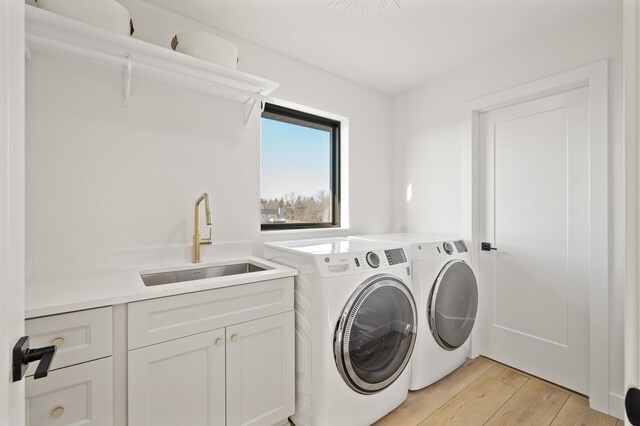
left=624, top=0, right=640, bottom=423
left=463, top=60, right=610, bottom=414
left=112, top=304, right=128, bottom=425
left=0, top=0, right=26, bottom=424
left=610, top=392, right=626, bottom=420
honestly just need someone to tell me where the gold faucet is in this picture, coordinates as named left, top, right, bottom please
left=193, top=193, right=212, bottom=263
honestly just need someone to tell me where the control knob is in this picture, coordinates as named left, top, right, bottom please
left=366, top=252, right=380, bottom=268
left=443, top=242, right=454, bottom=255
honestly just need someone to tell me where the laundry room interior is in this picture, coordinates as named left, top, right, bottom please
left=1, top=0, right=638, bottom=425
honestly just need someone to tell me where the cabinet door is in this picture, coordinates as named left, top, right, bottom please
left=26, top=357, right=113, bottom=426
left=226, top=311, right=295, bottom=426
left=128, top=329, right=226, bottom=426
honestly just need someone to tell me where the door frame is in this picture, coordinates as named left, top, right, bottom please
left=624, top=0, right=639, bottom=424
left=1, top=0, right=26, bottom=424
left=461, top=60, right=609, bottom=413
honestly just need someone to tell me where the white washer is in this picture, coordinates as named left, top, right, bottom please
left=350, top=234, right=478, bottom=390
left=264, top=238, right=417, bottom=426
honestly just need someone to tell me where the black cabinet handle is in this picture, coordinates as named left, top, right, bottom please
left=12, top=336, right=57, bottom=382
left=481, top=242, right=498, bottom=251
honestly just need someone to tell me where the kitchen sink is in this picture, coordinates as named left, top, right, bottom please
left=140, top=262, right=269, bottom=286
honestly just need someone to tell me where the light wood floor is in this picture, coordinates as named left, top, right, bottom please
left=375, top=357, right=622, bottom=426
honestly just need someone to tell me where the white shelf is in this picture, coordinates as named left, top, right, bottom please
left=25, top=5, right=279, bottom=122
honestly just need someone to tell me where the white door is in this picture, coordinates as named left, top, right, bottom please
left=0, top=0, right=26, bottom=424
left=226, top=311, right=295, bottom=426
left=477, top=86, right=590, bottom=394
left=128, top=329, right=226, bottom=426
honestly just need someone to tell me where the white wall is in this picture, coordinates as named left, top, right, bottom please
left=391, top=3, right=624, bottom=416
left=25, top=0, right=392, bottom=276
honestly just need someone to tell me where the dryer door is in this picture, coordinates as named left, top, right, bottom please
left=334, top=275, right=417, bottom=394
left=428, top=259, right=478, bottom=350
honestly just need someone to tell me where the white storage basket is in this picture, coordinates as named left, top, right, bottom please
left=171, top=31, right=239, bottom=70
left=37, top=0, right=133, bottom=36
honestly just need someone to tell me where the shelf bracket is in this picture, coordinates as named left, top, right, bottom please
left=123, top=52, right=132, bottom=109
left=243, top=91, right=266, bottom=131
left=25, top=43, right=32, bottom=61
left=243, top=98, right=258, bottom=130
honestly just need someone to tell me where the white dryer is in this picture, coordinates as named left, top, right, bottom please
left=350, top=234, right=478, bottom=390
left=264, top=238, right=417, bottom=426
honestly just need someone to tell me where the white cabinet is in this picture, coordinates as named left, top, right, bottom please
left=128, top=312, right=294, bottom=426
left=25, top=277, right=295, bottom=426
left=226, top=312, right=295, bottom=426
left=26, top=357, right=113, bottom=426
left=127, top=278, right=295, bottom=426
left=128, top=328, right=226, bottom=426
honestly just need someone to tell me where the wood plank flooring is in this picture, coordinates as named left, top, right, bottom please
left=376, top=357, right=621, bottom=426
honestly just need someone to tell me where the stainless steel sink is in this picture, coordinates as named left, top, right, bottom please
left=140, top=262, right=269, bottom=286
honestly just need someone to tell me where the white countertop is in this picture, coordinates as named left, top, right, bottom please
left=25, top=256, right=297, bottom=318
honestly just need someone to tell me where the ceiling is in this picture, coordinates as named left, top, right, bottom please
left=142, top=0, right=614, bottom=94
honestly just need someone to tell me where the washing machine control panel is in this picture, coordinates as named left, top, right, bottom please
left=384, top=248, right=407, bottom=265
left=304, top=245, right=410, bottom=276
left=350, top=248, right=407, bottom=271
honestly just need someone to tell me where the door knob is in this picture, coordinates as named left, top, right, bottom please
left=481, top=242, right=498, bottom=252
left=230, top=334, right=239, bottom=342
left=626, top=387, right=640, bottom=425
left=12, top=336, right=57, bottom=382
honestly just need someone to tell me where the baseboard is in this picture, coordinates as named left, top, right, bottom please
left=609, top=392, right=625, bottom=420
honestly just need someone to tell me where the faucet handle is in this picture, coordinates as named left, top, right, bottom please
left=201, top=227, right=213, bottom=245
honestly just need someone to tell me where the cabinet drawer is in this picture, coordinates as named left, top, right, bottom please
left=26, top=357, right=113, bottom=426
left=128, top=277, right=293, bottom=349
left=25, top=307, right=112, bottom=375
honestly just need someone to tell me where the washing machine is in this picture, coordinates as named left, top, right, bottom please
left=264, top=237, right=417, bottom=426
left=350, top=234, right=478, bottom=390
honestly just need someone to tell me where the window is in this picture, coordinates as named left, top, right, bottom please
left=260, top=103, right=341, bottom=230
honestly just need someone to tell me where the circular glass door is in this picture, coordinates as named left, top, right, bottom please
left=428, top=259, right=478, bottom=350
left=334, top=275, right=417, bottom=394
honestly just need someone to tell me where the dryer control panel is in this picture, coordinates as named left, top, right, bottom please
left=453, top=240, right=468, bottom=253
left=436, top=240, right=468, bottom=255
left=411, top=239, right=470, bottom=260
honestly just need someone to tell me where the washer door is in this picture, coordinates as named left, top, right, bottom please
left=428, top=259, right=478, bottom=350
left=334, top=275, right=417, bottom=394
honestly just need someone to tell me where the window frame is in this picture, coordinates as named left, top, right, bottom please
left=260, top=102, right=341, bottom=231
